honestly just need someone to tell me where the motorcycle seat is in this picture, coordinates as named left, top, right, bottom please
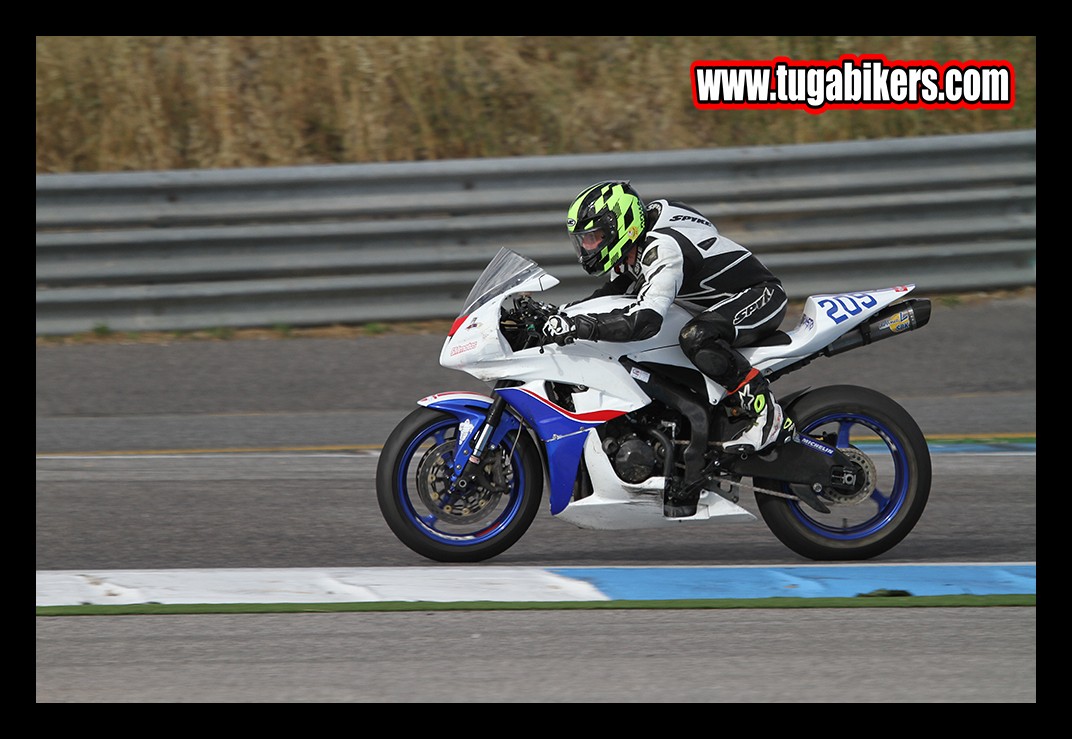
left=672, top=299, right=793, bottom=348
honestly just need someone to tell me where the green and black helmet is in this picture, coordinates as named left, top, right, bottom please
left=566, top=181, right=646, bottom=275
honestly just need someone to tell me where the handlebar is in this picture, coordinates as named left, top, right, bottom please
left=503, top=294, right=559, bottom=351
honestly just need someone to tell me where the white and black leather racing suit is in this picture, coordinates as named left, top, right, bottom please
left=570, top=199, right=788, bottom=391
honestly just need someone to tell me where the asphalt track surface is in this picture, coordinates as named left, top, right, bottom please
left=36, top=290, right=1035, bottom=702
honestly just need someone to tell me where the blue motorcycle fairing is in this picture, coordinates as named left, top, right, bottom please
left=417, top=393, right=524, bottom=480
left=496, top=386, right=624, bottom=516
left=420, top=388, right=625, bottom=516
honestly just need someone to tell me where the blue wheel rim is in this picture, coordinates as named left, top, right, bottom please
left=395, top=418, right=527, bottom=548
left=790, top=412, right=911, bottom=540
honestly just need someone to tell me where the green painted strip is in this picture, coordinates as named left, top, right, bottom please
left=36, top=593, right=1035, bottom=616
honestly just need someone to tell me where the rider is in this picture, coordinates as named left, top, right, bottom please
left=542, top=180, right=795, bottom=514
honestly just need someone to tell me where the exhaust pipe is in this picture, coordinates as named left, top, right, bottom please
left=823, top=298, right=931, bottom=357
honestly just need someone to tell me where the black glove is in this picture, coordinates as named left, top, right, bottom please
left=542, top=313, right=599, bottom=345
left=542, top=313, right=577, bottom=345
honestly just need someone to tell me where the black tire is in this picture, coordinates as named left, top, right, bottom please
left=376, top=406, right=544, bottom=563
left=755, top=385, right=931, bottom=561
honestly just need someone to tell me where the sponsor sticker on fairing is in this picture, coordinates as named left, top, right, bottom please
left=629, top=367, right=651, bottom=383
left=458, top=418, right=475, bottom=446
left=449, top=341, right=479, bottom=356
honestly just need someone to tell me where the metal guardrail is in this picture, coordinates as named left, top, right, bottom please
left=36, top=129, right=1036, bottom=335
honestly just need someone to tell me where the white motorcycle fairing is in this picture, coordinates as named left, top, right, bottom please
left=378, top=248, right=934, bottom=563
left=434, top=249, right=919, bottom=529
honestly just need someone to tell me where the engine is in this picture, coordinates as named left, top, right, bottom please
left=604, top=435, right=658, bottom=483
left=599, top=419, right=675, bottom=484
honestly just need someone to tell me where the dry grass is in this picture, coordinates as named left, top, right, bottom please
left=36, top=36, right=1036, bottom=174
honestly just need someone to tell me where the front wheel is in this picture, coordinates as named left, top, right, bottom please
left=755, top=385, right=931, bottom=561
left=377, top=406, right=544, bottom=562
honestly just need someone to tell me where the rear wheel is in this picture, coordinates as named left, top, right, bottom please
left=755, top=385, right=931, bottom=560
left=377, top=406, right=543, bottom=562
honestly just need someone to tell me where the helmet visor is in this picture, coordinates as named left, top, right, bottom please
left=570, top=226, right=613, bottom=274
left=573, top=227, right=609, bottom=253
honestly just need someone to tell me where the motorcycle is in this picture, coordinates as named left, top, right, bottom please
left=377, top=247, right=932, bottom=563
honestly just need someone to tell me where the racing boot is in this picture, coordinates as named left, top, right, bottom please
left=722, top=369, right=794, bottom=455
left=664, top=486, right=701, bottom=518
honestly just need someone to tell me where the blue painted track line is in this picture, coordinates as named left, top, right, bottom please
left=551, top=563, right=1036, bottom=601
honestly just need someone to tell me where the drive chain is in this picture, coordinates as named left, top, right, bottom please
left=712, top=477, right=802, bottom=503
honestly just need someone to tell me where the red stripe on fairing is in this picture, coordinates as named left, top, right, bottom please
left=419, top=390, right=493, bottom=404
left=448, top=314, right=468, bottom=338
left=418, top=388, right=493, bottom=405
left=515, top=387, right=626, bottom=422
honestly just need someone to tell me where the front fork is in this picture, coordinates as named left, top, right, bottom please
left=452, top=393, right=509, bottom=495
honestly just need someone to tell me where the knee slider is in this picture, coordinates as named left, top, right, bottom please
left=691, top=347, right=736, bottom=385
left=679, top=320, right=730, bottom=359
left=680, top=314, right=751, bottom=387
